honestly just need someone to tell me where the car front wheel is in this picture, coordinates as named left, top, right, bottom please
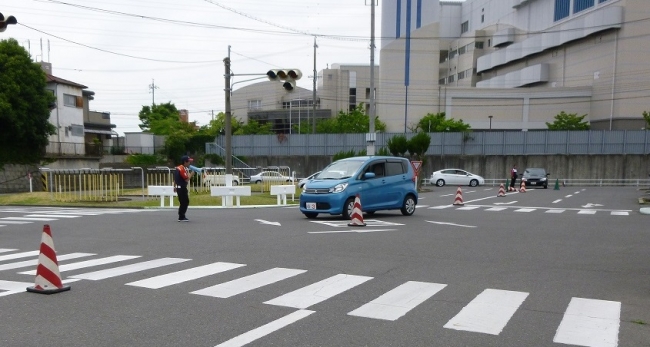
left=303, top=212, right=318, bottom=219
left=469, top=179, right=478, bottom=187
left=436, top=179, right=445, bottom=187
left=401, top=195, right=417, bottom=216
left=342, top=197, right=355, bottom=220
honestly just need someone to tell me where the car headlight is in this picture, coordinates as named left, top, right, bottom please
left=540, top=177, right=547, bottom=181
left=329, top=183, right=348, bottom=193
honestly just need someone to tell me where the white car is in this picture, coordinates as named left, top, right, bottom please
left=250, top=171, right=293, bottom=184
left=430, top=169, right=485, bottom=187
left=299, top=171, right=321, bottom=188
left=202, top=174, right=240, bottom=186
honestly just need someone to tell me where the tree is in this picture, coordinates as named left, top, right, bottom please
left=234, top=119, right=274, bottom=135
left=407, top=132, right=431, bottom=160
left=643, top=111, right=650, bottom=129
left=415, top=112, right=471, bottom=132
left=386, top=135, right=409, bottom=157
left=315, top=104, right=387, bottom=134
left=138, top=102, right=182, bottom=134
left=546, top=111, right=590, bottom=130
left=198, top=112, right=243, bottom=137
left=0, top=39, right=56, bottom=168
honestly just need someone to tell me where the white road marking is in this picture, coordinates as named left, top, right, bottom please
left=0, top=217, right=57, bottom=221
left=0, top=279, right=34, bottom=292
left=254, top=219, right=281, bottom=226
left=578, top=210, right=598, bottom=215
left=0, top=249, right=17, bottom=254
left=265, top=274, right=372, bottom=309
left=485, top=207, right=508, bottom=212
left=309, top=229, right=397, bottom=234
left=565, top=195, right=573, bottom=198
left=428, top=205, right=453, bottom=209
left=514, top=208, right=536, bottom=213
left=610, top=211, right=629, bottom=216
left=415, top=205, right=429, bottom=209
left=191, top=268, right=306, bottom=298
left=444, top=289, right=528, bottom=335
left=68, top=258, right=189, bottom=280
left=494, top=201, right=517, bottom=205
left=456, top=206, right=481, bottom=211
left=310, top=219, right=403, bottom=227
left=552, top=199, right=562, bottom=204
left=20, top=255, right=142, bottom=275
left=348, top=281, right=446, bottom=321
left=545, top=209, right=565, bottom=214
left=440, top=194, right=455, bottom=197
left=574, top=191, right=581, bottom=194
left=553, top=297, right=620, bottom=347
left=0, top=251, right=39, bottom=262
left=24, top=214, right=81, bottom=219
left=0, top=221, right=32, bottom=224
left=127, top=262, right=246, bottom=289
left=0, top=253, right=94, bottom=271
left=215, top=310, right=315, bottom=347
left=426, top=221, right=476, bottom=228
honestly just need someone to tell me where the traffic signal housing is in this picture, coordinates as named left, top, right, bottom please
left=0, top=13, right=17, bottom=33
left=267, top=69, right=302, bottom=91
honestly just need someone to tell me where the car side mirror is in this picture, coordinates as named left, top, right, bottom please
left=364, top=172, right=376, bottom=179
left=546, top=173, right=550, bottom=176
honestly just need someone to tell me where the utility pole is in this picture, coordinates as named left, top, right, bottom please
left=312, top=36, right=318, bottom=134
left=224, top=48, right=232, bottom=175
left=148, top=79, right=159, bottom=106
left=367, top=0, right=377, bottom=155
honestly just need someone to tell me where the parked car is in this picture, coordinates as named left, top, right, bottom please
left=430, top=169, right=485, bottom=187
left=299, top=171, right=321, bottom=188
left=299, top=156, right=418, bottom=219
left=202, top=174, right=240, bottom=186
left=522, top=168, right=550, bottom=188
left=250, top=171, right=293, bottom=184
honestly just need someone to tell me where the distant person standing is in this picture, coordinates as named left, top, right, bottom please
left=174, top=155, right=194, bottom=222
left=510, top=165, right=518, bottom=190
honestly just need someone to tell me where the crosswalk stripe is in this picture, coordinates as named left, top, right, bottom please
left=19, top=255, right=142, bottom=275
left=0, top=221, right=32, bottom=224
left=0, top=249, right=17, bottom=254
left=545, top=209, right=565, bottom=214
left=215, top=310, right=315, bottom=347
left=265, top=274, right=373, bottom=309
left=1, top=217, right=57, bottom=221
left=0, top=251, right=39, bottom=262
left=126, top=262, right=246, bottom=289
left=0, top=279, right=34, bottom=292
left=485, top=207, right=508, bottom=211
left=68, top=258, right=189, bottom=280
left=0, top=252, right=95, bottom=271
left=24, top=214, right=81, bottom=219
left=348, top=281, right=447, bottom=321
left=443, top=289, right=528, bottom=335
left=456, top=206, right=480, bottom=211
left=578, top=210, right=597, bottom=215
left=610, top=211, right=628, bottom=216
left=191, top=267, right=306, bottom=298
left=553, top=297, right=620, bottom=347
left=514, top=208, right=536, bottom=213
left=428, top=205, right=453, bottom=209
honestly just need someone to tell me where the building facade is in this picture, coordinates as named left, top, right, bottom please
left=379, top=0, right=648, bottom=131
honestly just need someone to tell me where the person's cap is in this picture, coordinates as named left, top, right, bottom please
left=181, top=155, right=193, bottom=163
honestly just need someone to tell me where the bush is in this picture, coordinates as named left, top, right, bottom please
left=125, top=154, right=167, bottom=166
left=204, top=154, right=224, bottom=166
left=333, top=149, right=357, bottom=161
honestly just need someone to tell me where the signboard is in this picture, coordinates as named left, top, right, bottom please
left=410, top=161, right=422, bottom=175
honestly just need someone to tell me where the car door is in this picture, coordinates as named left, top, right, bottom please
left=383, top=159, right=410, bottom=207
left=454, top=170, right=470, bottom=186
left=359, top=160, right=386, bottom=211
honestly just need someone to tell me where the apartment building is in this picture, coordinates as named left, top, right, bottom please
left=379, top=0, right=648, bottom=131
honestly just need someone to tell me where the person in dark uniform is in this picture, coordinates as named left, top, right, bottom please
left=174, top=155, right=194, bottom=222
left=510, top=165, right=518, bottom=190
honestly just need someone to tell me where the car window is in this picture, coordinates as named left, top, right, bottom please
left=320, top=160, right=365, bottom=179
left=442, top=170, right=455, bottom=175
left=455, top=170, right=467, bottom=175
left=386, top=161, right=406, bottom=176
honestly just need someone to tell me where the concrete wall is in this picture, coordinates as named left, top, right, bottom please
left=0, top=165, right=43, bottom=193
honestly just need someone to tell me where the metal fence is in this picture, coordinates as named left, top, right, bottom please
left=207, top=130, right=650, bottom=157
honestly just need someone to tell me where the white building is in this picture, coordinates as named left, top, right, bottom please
left=378, top=0, right=648, bottom=131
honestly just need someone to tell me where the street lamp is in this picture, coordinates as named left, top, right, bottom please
left=488, top=115, right=493, bottom=130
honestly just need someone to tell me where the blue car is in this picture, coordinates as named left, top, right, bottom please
left=299, top=156, right=418, bottom=219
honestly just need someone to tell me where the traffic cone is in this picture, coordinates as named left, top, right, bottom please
left=497, top=183, right=506, bottom=197
left=554, top=179, right=560, bottom=190
left=26, top=225, right=70, bottom=294
left=453, top=186, right=464, bottom=206
left=519, top=181, right=527, bottom=193
left=348, top=194, right=366, bottom=227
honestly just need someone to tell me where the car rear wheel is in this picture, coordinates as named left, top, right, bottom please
left=400, top=195, right=417, bottom=216
left=232, top=181, right=239, bottom=186
left=342, top=197, right=355, bottom=220
left=469, top=179, right=478, bottom=187
left=436, top=179, right=445, bottom=187
left=303, top=212, right=318, bottom=219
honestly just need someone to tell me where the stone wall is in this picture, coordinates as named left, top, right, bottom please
left=0, top=165, right=43, bottom=193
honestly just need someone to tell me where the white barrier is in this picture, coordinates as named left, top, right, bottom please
left=210, top=186, right=251, bottom=207
left=270, top=185, right=296, bottom=206
left=148, top=185, right=176, bottom=207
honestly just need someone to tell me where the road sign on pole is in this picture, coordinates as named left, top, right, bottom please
left=411, top=161, right=422, bottom=189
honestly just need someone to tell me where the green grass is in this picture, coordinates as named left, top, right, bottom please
left=631, top=320, right=647, bottom=325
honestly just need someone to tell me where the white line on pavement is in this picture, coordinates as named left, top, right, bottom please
left=444, top=289, right=528, bottom=335
left=265, top=274, right=372, bottom=309
left=553, top=297, right=620, bottom=347
left=215, top=310, right=315, bottom=347
left=426, top=221, right=476, bottom=228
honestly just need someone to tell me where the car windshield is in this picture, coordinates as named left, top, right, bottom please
left=524, top=168, right=546, bottom=176
left=319, top=160, right=365, bottom=179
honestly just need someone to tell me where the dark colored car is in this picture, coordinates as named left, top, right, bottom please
left=522, top=168, right=550, bottom=188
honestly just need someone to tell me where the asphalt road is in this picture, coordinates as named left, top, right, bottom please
left=0, top=186, right=649, bottom=347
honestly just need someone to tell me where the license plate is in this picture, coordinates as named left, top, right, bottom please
left=306, top=203, right=317, bottom=210
left=531, top=182, right=536, bottom=185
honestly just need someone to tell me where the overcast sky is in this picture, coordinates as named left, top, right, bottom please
left=3, top=0, right=383, bottom=135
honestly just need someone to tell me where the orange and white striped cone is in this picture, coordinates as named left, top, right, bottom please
left=497, top=183, right=506, bottom=197
left=453, top=186, right=464, bottom=206
left=348, top=194, right=366, bottom=227
left=26, top=225, right=70, bottom=294
left=519, top=181, right=527, bottom=193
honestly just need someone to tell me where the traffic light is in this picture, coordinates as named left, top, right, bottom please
left=0, top=13, right=17, bottom=32
left=267, top=69, right=302, bottom=91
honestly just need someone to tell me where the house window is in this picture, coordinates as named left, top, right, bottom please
left=461, top=21, right=469, bottom=34
left=458, top=71, right=465, bottom=80
left=449, top=49, right=458, bottom=59
left=247, top=100, right=262, bottom=111
left=554, top=0, right=570, bottom=21
left=447, top=75, right=455, bottom=83
left=475, top=41, right=484, bottom=49
left=458, top=45, right=466, bottom=55
left=574, top=0, right=594, bottom=13
left=63, top=94, right=77, bottom=107
left=439, top=78, right=446, bottom=85
left=70, top=124, right=84, bottom=137
left=488, top=39, right=491, bottom=47
left=481, top=14, right=484, bottom=23
left=366, top=87, right=371, bottom=99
